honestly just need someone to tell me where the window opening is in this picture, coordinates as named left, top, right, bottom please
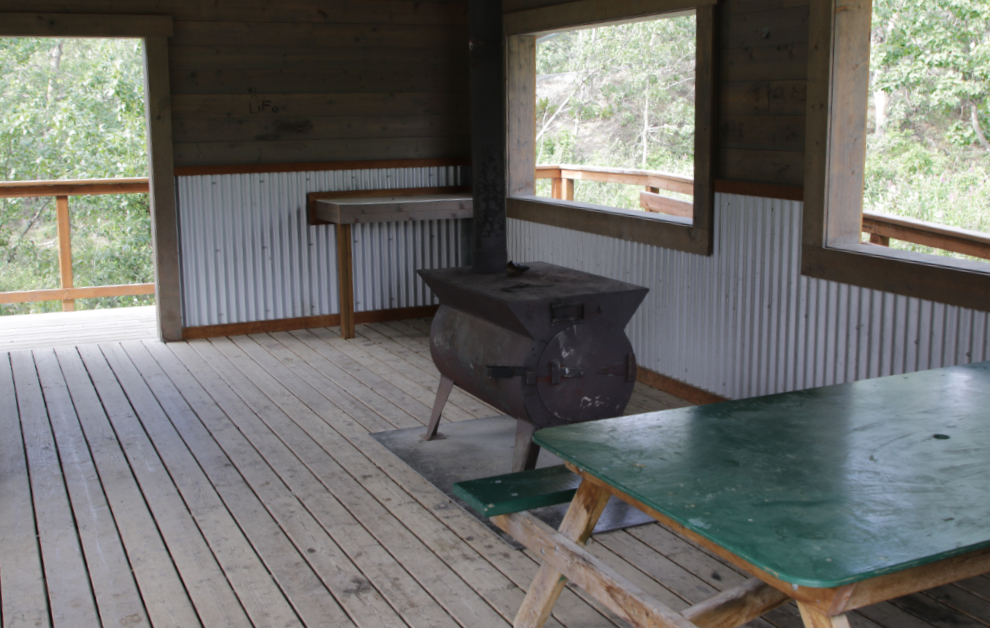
left=533, top=13, right=697, bottom=218
left=862, top=0, right=990, bottom=263
left=0, top=37, right=153, bottom=315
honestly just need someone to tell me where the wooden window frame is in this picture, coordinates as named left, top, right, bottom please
left=504, top=0, right=719, bottom=254
left=802, top=0, right=990, bottom=312
left=0, top=13, right=183, bottom=340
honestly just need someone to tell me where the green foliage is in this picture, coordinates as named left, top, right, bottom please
left=0, top=37, right=153, bottom=315
left=872, top=0, right=990, bottom=144
left=539, top=127, right=577, bottom=164
left=535, top=15, right=696, bottom=210
left=533, top=1, right=990, bottom=253
left=864, top=131, right=990, bottom=260
left=866, top=0, right=990, bottom=260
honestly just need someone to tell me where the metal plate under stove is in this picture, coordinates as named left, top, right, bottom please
left=419, top=262, right=649, bottom=471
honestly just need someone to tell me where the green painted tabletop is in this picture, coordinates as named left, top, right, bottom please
left=533, top=361, right=990, bottom=588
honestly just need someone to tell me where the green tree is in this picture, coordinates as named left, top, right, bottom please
left=536, top=15, right=696, bottom=186
left=871, top=0, right=990, bottom=148
left=863, top=0, right=990, bottom=259
left=0, top=37, right=152, bottom=315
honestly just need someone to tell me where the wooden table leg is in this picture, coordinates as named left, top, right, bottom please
left=336, top=223, right=355, bottom=339
left=513, top=480, right=611, bottom=628
left=798, top=602, right=851, bottom=628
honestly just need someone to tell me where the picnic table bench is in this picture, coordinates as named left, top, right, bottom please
left=455, top=361, right=990, bottom=628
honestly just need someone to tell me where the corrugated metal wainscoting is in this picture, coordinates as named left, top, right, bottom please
left=508, top=193, right=990, bottom=400
left=176, top=166, right=468, bottom=328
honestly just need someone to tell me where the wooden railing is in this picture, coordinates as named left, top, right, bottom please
left=0, top=178, right=154, bottom=311
left=536, top=164, right=990, bottom=261
left=862, top=211, right=990, bottom=261
left=536, top=164, right=694, bottom=218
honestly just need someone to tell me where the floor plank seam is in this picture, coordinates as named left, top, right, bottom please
left=164, top=340, right=372, bottom=627
left=52, top=345, right=157, bottom=628
left=260, top=332, right=429, bottom=431
left=53, top=345, right=201, bottom=627
left=77, top=343, right=214, bottom=627
left=206, top=334, right=572, bottom=626
left=181, top=338, right=423, bottom=628
left=36, top=347, right=139, bottom=627
left=3, top=352, right=56, bottom=628
left=271, top=330, right=435, bottom=428
left=116, top=340, right=314, bottom=628
left=203, top=336, right=517, bottom=627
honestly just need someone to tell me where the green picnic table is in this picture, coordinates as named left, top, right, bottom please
left=462, top=360, right=990, bottom=628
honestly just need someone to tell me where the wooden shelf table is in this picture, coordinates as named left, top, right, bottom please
left=492, top=360, right=990, bottom=628
left=308, top=187, right=471, bottom=338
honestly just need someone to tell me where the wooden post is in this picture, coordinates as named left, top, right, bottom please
left=507, top=36, right=537, bottom=197
left=551, top=177, right=563, bottom=200
left=336, top=223, right=355, bottom=339
left=562, top=178, right=574, bottom=201
left=869, top=233, right=890, bottom=247
left=55, top=195, right=74, bottom=312
left=143, top=34, right=182, bottom=341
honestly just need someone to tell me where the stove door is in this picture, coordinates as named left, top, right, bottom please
left=535, top=323, right=637, bottom=425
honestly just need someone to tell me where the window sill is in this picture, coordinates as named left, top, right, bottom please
left=507, top=195, right=711, bottom=255
left=801, top=242, right=990, bottom=312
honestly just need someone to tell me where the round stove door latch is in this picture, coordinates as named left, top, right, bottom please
left=535, top=324, right=638, bottom=423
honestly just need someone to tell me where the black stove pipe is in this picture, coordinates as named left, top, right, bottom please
left=469, top=0, right=507, bottom=274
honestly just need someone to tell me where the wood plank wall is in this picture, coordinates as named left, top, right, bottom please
left=0, top=1, right=810, bottom=179
left=504, top=0, right=810, bottom=188
left=0, top=1, right=471, bottom=168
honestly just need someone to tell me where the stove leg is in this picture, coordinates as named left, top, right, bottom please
left=423, top=375, right=455, bottom=440
left=512, top=420, right=541, bottom=472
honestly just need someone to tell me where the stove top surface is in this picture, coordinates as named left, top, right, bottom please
left=419, top=262, right=642, bottom=303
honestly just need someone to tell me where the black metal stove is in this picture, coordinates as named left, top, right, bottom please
left=419, top=263, right=648, bottom=471
left=415, top=0, right=648, bottom=471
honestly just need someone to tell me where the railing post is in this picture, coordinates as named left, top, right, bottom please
left=551, top=177, right=563, bottom=199
left=562, top=178, right=574, bottom=201
left=869, top=233, right=890, bottom=247
left=55, top=195, right=74, bottom=312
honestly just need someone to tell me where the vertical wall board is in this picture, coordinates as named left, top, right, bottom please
left=177, top=165, right=466, bottom=327
left=508, top=193, right=990, bottom=400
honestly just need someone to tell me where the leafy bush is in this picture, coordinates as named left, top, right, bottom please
left=0, top=37, right=153, bottom=315
left=865, top=0, right=990, bottom=260
left=864, top=132, right=990, bottom=260
left=535, top=15, right=696, bottom=210
left=534, top=0, right=990, bottom=259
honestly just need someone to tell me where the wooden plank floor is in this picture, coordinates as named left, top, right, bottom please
left=2, top=317, right=989, bottom=628
left=0, top=305, right=157, bottom=352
